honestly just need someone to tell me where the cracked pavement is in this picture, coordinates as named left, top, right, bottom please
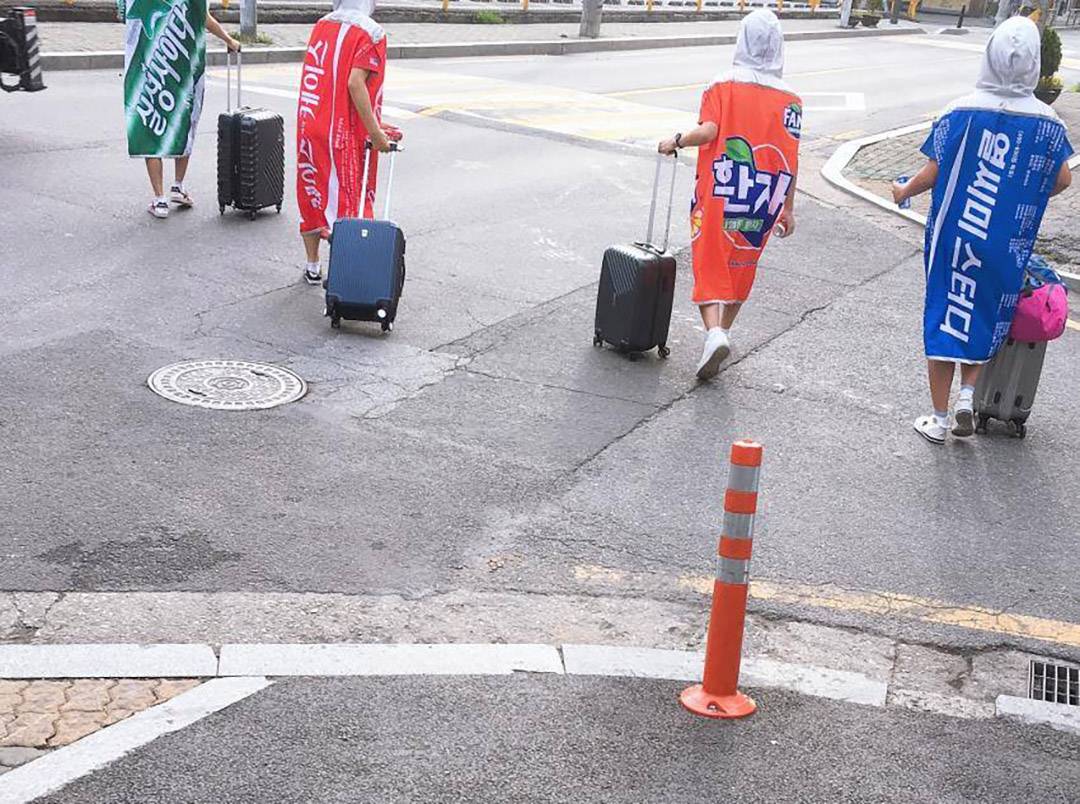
left=3, top=43, right=1080, bottom=660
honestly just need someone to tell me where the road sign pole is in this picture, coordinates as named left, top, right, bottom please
left=579, top=0, right=603, bottom=38
left=240, top=0, right=256, bottom=39
left=839, top=0, right=854, bottom=25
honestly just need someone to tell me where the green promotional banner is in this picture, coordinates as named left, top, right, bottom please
left=123, top=0, right=207, bottom=157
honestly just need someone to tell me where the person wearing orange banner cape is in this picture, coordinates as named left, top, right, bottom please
left=660, top=10, right=801, bottom=381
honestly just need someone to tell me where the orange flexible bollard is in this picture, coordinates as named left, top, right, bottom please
left=680, top=440, right=762, bottom=720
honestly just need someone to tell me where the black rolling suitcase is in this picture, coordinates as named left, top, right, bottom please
left=593, top=153, right=678, bottom=359
left=217, top=50, right=284, bottom=220
left=324, top=144, right=405, bottom=332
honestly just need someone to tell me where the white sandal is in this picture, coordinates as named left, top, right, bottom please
left=913, top=415, right=947, bottom=445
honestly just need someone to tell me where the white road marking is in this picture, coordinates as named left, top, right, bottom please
left=0, top=677, right=271, bottom=804
left=801, top=91, right=866, bottom=112
left=0, top=643, right=218, bottom=679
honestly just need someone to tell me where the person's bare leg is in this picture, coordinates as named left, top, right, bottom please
left=303, top=233, right=321, bottom=263
left=302, top=232, right=323, bottom=284
left=959, top=364, right=981, bottom=388
left=145, top=158, right=164, bottom=197
left=174, top=156, right=190, bottom=185
left=720, top=302, right=742, bottom=330
left=699, top=303, right=720, bottom=329
left=927, top=359, right=955, bottom=413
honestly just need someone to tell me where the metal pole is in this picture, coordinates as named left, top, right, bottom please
left=839, top=0, right=854, bottom=25
left=890, top=0, right=899, bottom=22
left=579, top=0, right=603, bottom=38
left=957, top=3, right=965, bottom=26
left=240, top=0, right=256, bottom=39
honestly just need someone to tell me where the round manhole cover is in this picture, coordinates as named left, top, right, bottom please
left=147, top=360, right=306, bottom=411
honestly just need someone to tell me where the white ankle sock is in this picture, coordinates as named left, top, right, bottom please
left=305, top=261, right=320, bottom=274
left=958, top=385, right=975, bottom=402
left=933, top=410, right=949, bottom=428
left=155, top=195, right=167, bottom=204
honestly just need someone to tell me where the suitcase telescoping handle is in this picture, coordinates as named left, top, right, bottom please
left=225, top=47, right=242, bottom=112
left=644, top=152, right=679, bottom=254
left=360, top=141, right=402, bottom=221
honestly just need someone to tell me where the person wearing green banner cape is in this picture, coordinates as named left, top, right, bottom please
left=123, top=0, right=239, bottom=219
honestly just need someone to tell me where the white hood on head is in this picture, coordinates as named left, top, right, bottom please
left=326, top=0, right=384, bottom=43
left=333, top=0, right=375, bottom=13
left=733, top=9, right=785, bottom=78
left=977, top=16, right=1040, bottom=97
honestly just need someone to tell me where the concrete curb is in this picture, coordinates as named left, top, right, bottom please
left=0, top=644, right=219, bottom=679
left=40, top=25, right=924, bottom=71
left=822, top=123, right=1080, bottom=293
left=996, top=694, right=1080, bottom=737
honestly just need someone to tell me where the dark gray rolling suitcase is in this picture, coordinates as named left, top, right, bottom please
left=217, top=51, right=284, bottom=220
left=593, top=153, right=678, bottom=359
left=974, top=337, right=1047, bottom=439
left=324, top=145, right=405, bottom=332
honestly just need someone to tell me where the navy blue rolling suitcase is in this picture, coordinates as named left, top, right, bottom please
left=325, top=145, right=405, bottom=332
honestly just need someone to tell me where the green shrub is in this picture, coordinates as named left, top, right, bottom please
left=474, top=9, right=505, bottom=23
left=865, top=0, right=883, bottom=13
left=1041, top=26, right=1062, bottom=78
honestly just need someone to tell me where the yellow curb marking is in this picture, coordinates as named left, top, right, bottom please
left=675, top=575, right=1080, bottom=649
left=1066, top=319, right=1080, bottom=333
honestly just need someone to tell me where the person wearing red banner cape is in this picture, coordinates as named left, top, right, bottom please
left=295, top=0, right=402, bottom=285
left=660, top=10, right=800, bottom=381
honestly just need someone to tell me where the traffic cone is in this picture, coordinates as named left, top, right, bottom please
left=680, top=439, right=762, bottom=719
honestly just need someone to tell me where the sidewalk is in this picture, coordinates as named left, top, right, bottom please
left=842, top=91, right=1080, bottom=274
left=38, top=17, right=858, bottom=52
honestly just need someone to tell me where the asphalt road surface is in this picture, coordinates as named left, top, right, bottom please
left=2, top=33, right=1079, bottom=643
left=38, top=676, right=1080, bottom=804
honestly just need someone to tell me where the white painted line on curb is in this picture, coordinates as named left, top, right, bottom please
left=218, top=643, right=564, bottom=677
left=820, top=120, right=931, bottom=227
left=0, top=644, right=219, bottom=679
left=996, top=694, right=1080, bottom=737
left=0, top=677, right=270, bottom=804
left=562, top=645, right=888, bottom=707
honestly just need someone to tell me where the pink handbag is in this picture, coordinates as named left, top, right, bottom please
left=1010, top=281, right=1069, bottom=342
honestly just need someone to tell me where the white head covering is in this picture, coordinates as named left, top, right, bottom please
left=940, top=15, right=1058, bottom=120
left=713, top=10, right=792, bottom=93
left=733, top=9, right=785, bottom=78
left=326, top=0, right=384, bottom=43
left=977, top=16, right=1040, bottom=98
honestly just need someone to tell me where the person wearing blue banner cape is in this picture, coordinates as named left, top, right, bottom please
left=893, top=17, right=1073, bottom=445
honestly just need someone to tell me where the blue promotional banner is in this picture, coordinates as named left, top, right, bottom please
left=921, top=108, right=1072, bottom=363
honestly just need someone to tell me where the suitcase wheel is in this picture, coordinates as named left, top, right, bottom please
left=276, top=204, right=282, bottom=214
left=593, top=335, right=603, bottom=348
left=248, top=210, right=257, bottom=221
left=330, top=316, right=341, bottom=329
left=1014, top=422, right=1027, bottom=439
left=975, top=415, right=988, bottom=435
left=219, top=206, right=225, bottom=216
left=381, top=321, right=393, bottom=334
left=657, top=344, right=670, bottom=359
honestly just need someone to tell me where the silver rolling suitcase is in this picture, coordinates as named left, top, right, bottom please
left=974, top=338, right=1047, bottom=439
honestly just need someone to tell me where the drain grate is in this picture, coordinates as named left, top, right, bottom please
left=147, top=360, right=306, bottom=411
left=1029, top=660, right=1079, bottom=706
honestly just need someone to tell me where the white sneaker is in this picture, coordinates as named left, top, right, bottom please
left=696, top=329, right=731, bottom=381
left=952, top=401, right=975, bottom=438
left=148, top=199, right=169, bottom=219
left=303, top=266, right=322, bottom=286
left=170, top=184, right=194, bottom=208
left=913, top=415, right=947, bottom=445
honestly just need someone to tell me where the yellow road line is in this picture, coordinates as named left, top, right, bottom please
left=671, top=574, right=1080, bottom=649
left=1067, top=319, right=1080, bottom=332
